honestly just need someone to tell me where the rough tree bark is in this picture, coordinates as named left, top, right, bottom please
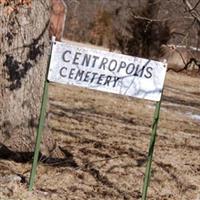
left=0, top=0, right=55, bottom=155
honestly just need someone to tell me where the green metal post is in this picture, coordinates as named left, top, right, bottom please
left=28, top=79, right=49, bottom=191
left=141, top=99, right=162, bottom=200
left=28, top=37, right=55, bottom=191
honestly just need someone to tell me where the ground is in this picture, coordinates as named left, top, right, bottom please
left=0, top=70, right=200, bottom=200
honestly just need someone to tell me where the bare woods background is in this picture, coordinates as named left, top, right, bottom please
left=64, top=0, right=200, bottom=59
left=0, top=0, right=200, bottom=156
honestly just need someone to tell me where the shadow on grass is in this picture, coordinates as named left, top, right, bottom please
left=0, top=144, right=78, bottom=167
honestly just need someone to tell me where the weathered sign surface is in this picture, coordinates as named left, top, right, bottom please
left=48, top=41, right=167, bottom=101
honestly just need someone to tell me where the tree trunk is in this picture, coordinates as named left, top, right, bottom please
left=0, top=0, right=54, bottom=154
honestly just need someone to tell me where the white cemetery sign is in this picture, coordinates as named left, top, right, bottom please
left=29, top=39, right=167, bottom=199
left=48, top=41, right=167, bottom=101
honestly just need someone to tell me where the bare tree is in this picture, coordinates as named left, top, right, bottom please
left=0, top=0, right=55, bottom=155
left=114, top=0, right=175, bottom=59
left=183, top=0, right=200, bottom=25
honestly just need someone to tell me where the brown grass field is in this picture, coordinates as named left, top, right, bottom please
left=0, top=70, right=200, bottom=200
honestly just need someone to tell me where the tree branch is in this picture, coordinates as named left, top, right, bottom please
left=183, top=0, right=200, bottom=25
left=188, top=0, right=200, bottom=11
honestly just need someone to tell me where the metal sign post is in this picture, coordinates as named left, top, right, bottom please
left=28, top=37, right=56, bottom=191
left=141, top=96, right=163, bottom=200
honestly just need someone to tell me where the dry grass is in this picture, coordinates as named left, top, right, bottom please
left=0, top=71, right=200, bottom=200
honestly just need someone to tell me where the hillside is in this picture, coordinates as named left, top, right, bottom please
left=0, top=70, right=200, bottom=199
